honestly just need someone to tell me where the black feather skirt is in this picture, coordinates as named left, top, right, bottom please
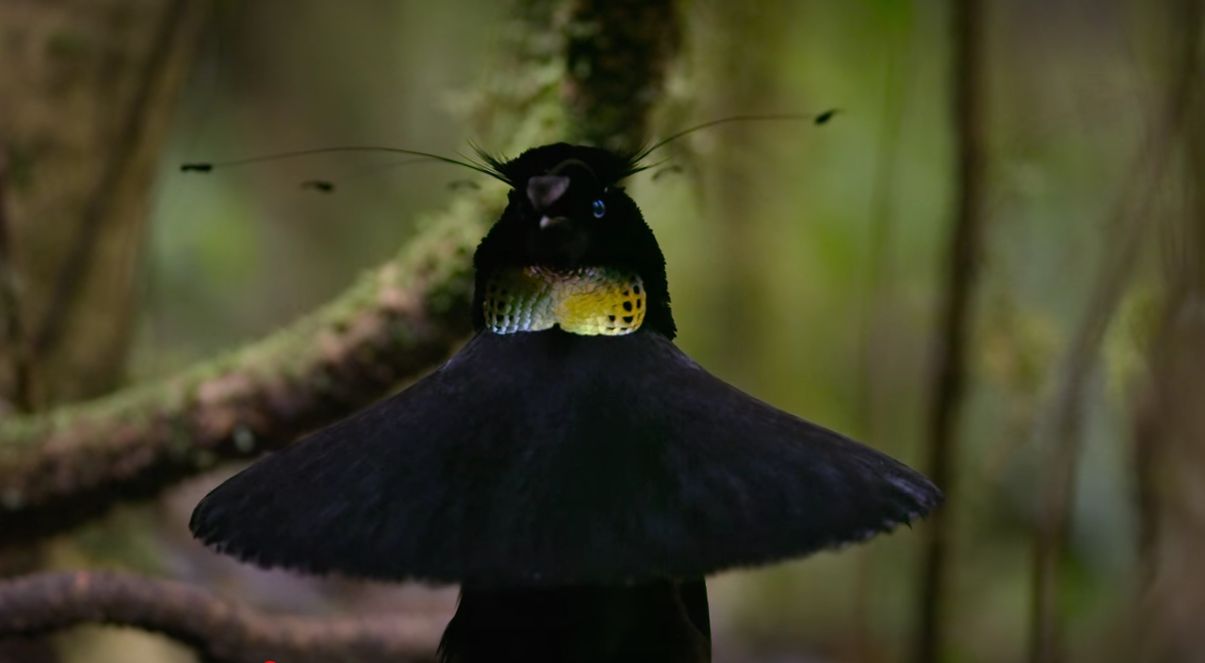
left=191, top=330, right=941, bottom=587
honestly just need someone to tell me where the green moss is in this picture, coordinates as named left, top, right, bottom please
left=4, top=143, right=36, bottom=190
left=44, top=30, right=90, bottom=60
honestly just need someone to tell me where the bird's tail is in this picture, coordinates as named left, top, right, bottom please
left=438, top=579, right=711, bottom=663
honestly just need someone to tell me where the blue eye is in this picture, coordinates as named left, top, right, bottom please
left=592, top=199, right=606, bottom=218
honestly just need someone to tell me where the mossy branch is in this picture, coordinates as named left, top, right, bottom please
left=0, top=571, right=442, bottom=663
left=0, top=198, right=494, bottom=545
left=562, top=0, right=681, bottom=153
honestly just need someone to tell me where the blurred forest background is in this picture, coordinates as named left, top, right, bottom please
left=0, top=1, right=1202, bottom=662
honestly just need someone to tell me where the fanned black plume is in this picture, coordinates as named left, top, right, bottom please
left=190, top=332, right=940, bottom=586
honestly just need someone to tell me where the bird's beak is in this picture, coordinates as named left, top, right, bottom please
left=539, top=215, right=568, bottom=230
left=528, top=175, right=571, bottom=228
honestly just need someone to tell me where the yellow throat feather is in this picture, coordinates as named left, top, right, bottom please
left=483, top=266, right=646, bottom=336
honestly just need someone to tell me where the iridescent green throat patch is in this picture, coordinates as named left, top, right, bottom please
left=483, top=266, right=646, bottom=336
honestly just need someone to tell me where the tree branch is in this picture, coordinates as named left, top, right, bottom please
left=0, top=204, right=487, bottom=546
left=0, top=571, right=442, bottom=663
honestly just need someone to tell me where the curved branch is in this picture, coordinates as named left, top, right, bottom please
left=0, top=203, right=492, bottom=546
left=0, top=571, right=442, bottom=663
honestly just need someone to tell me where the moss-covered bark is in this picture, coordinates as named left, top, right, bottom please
left=562, top=0, right=680, bottom=153
left=0, top=202, right=490, bottom=544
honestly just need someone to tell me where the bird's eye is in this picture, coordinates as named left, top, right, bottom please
left=592, top=199, right=606, bottom=219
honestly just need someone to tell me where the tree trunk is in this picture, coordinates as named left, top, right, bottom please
left=0, top=0, right=209, bottom=408
left=1135, top=2, right=1204, bottom=659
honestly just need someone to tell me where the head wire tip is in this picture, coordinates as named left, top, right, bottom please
left=814, top=109, right=842, bottom=125
left=300, top=180, right=336, bottom=193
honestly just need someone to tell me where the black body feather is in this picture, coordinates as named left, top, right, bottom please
left=439, top=580, right=710, bottom=663
left=191, top=330, right=939, bottom=586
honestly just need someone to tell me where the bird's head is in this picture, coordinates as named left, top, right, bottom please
left=471, top=143, right=676, bottom=338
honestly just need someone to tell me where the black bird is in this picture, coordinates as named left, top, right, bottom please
left=190, top=142, right=942, bottom=662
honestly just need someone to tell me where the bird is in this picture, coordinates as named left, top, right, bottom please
left=189, top=141, right=942, bottom=662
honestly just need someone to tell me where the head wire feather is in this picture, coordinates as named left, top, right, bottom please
left=180, top=145, right=511, bottom=183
